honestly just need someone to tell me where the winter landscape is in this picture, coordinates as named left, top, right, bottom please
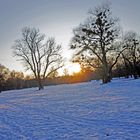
left=0, top=0, right=140, bottom=139
left=0, top=78, right=139, bottom=139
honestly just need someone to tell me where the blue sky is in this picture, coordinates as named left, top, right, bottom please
left=0, top=0, right=140, bottom=72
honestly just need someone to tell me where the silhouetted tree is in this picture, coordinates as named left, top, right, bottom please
left=13, top=27, right=63, bottom=90
left=71, top=3, right=124, bottom=83
left=0, top=64, right=9, bottom=92
left=63, top=68, right=69, bottom=76
left=0, top=73, right=4, bottom=92
left=48, top=66, right=59, bottom=78
left=122, top=31, right=140, bottom=79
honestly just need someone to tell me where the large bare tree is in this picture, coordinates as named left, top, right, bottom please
left=13, top=27, right=63, bottom=90
left=71, top=3, right=124, bottom=83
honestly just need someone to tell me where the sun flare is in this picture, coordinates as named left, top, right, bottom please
left=58, top=63, right=81, bottom=76
left=68, top=63, right=81, bottom=75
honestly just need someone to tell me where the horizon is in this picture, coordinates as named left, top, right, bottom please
left=0, top=0, right=140, bottom=73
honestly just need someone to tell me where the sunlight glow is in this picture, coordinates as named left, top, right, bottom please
left=58, top=63, right=81, bottom=76
left=68, top=63, right=81, bottom=75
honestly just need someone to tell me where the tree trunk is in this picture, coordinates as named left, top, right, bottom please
left=102, top=64, right=111, bottom=84
left=37, top=77, right=44, bottom=90
left=132, top=64, right=138, bottom=79
left=137, top=67, right=140, bottom=77
left=102, top=55, right=111, bottom=84
left=103, top=73, right=111, bottom=83
left=133, top=70, right=138, bottom=79
left=101, top=41, right=111, bottom=84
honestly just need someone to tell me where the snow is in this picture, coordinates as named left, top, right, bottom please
left=0, top=78, right=140, bottom=139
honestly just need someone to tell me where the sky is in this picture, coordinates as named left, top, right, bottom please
left=0, top=0, right=140, bottom=72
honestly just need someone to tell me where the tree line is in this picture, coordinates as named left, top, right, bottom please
left=0, top=64, right=95, bottom=92
left=0, top=65, right=25, bottom=92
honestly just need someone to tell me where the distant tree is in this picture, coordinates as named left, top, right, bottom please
left=0, top=64, right=10, bottom=92
left=13, top=27, right=63, bottom=90
left=71, top=3, right=124, bottom=83
left=63, top=68, right=69, bottom=76
left=48, top=66, right=59, bottom=78
left=9, top=71, right=25, bottom=89
left=0, top=72, right=5, bottom=93
left=122, top=31, right=140, bottom=79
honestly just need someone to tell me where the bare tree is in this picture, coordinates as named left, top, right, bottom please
left=71, top=3, right=124, bottom=83
left=13, top=27, right=63, bottom=90
left=63, top=68, right=69, bottom=76
left=122, top=31, right=140, bottom=79
left=48, top=66, right=59, bottom=78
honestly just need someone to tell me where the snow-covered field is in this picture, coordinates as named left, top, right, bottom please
left=0, top=78, right=140, bottom=140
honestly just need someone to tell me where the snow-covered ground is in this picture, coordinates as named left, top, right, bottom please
left=0, top=78, right=140, bottom=140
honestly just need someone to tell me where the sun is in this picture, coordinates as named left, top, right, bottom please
left=68, top=63, right=81, bottom=75
left=58, top=63, right=81, bottom=76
